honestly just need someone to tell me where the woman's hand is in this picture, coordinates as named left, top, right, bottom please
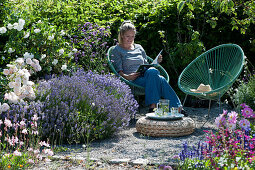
left=157, top=55, right=163, bottom=63
left=119, top=71, right=140, bottom=81
left=125, top=72, right=140, bottom=80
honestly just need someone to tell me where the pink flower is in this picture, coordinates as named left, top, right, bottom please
left=22, top=129, right=28, bottom=134
left=4, top=118, right=12, bottom=128
left=242, top=107, right=254, bottom=118
left=43, top=149, right=54, bottom=156
left=13, top=150, right=22, bottom=156
left=32, top=114, right=38, bottom=121
left=239, top=118, right=250, bottom=131
left=215, top=114, right=226, bottom=128
left=227, top=111, right=238, bottom=124
left=33, top=149, right=40, bottom=155
left=39, top=141, right=50, bottom=147
left=27, top=147, right=33, bottom=152
left=19, top=120, right=26, bottom=128
left=227, top=122, right=236, bottom=131
left=27, top=159, right=34, bottom=164
left=32, top=131, right=39, bottom=135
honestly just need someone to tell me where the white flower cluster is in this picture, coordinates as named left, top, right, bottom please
left=0, top=102, right=10, bottom=113
left=9, top=19, right=25, bottom=31
left=3, top=55, right=41, bottom=103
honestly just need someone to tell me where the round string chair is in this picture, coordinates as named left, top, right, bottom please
left=107, top=46, right=169, bottom=96
left=178, top=44, right=245, bottom=117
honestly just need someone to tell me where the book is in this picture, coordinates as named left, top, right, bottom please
left=136, top=49, right=163, bottom=75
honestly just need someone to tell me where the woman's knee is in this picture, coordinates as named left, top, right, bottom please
left=145, top=67, right=160, bottom=76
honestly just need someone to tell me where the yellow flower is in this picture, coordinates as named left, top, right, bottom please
left=7, top=165, right=11, bottom=168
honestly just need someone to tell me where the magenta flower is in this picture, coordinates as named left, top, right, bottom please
left=239, top=118, right=250, bottom=131
left=240, top=103, right=249, bottom=109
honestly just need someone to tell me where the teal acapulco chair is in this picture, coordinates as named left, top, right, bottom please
left=107, top=46, right=169, bottom=96
left=178, top=44, right=245, bottom=117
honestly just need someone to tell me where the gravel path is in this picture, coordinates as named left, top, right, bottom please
left=31, top=102, right=232, bottom=169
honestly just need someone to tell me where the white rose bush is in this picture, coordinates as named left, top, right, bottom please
left=0, top=18, right=74, bottom=78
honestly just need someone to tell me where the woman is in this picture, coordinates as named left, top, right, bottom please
left=111, top=20, right=182, bottom=113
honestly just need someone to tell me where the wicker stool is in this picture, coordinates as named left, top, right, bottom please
left=136, top=117, right=195, bottom=137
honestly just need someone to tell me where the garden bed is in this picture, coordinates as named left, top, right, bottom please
left=29, top=102, right=229, bottom=169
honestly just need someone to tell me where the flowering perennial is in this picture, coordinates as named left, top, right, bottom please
left=177, top=104, right=255, bottom=169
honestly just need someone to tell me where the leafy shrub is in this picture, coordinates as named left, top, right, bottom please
left=67, top=22, right=111, bottom=73
left=36, top=69, right=138, bottom=144
left=232, top=74, right=255, bottom=110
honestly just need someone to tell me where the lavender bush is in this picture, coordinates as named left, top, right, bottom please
left=68, top=22, right=111, bottom=74
left=36, top=69, right=138, bottom=144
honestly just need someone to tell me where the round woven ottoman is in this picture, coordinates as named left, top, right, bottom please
left=136, top=117, right=195, bottom=137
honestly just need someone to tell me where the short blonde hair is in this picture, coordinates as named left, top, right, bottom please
left=118, top=20, right=136, bottom=45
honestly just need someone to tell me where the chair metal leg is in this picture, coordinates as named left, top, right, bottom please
left=207, top=99, right=212, bottom=118
left=183, top=94, right=188, bottom=107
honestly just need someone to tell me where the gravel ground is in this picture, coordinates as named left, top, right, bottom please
left=30, top=102, right=232, bottom=169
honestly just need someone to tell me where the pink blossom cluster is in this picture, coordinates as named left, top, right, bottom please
left=0, top=116, right=54, bottom=164
left=215, top=105, right=254, bottom=131
left=241, top=103, right=255, bottom=118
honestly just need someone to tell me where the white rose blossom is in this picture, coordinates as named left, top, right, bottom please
left=34, top=28, right=40, bottom=33
left=61, top=64, right=67, bottom=70
left=24, top=32, right=30, bottom=38
left=4, top=92, right=19, bottom=104
left=1, top=103, right=10, bottom=112
left=26, top=58, right=32, bottom=64
left=15, top=58, right=24, bottom=65
left=59, top=49, right=64, bottom=55
left=0, top=27, right=7, bottom=34
left=13, top=23, right=18, bottom=29
left=23, top=52, right=34, bottom=59
left=3, top=69, right=9, bottom=75
left=7, top=23, right=13, bottom=30
left=8, top=48, right=15, bottom=53
left=52, top=59, right=58, bottom=65
left=18, top=19, right=25, bottom=27
left=48, top=35, right=54, bottom=41
left=60, top=30, right=65, bottom=36
left=41, top=54, right=46, bottom=60
left=72, top=48, right=78, bottom=53
left=16, top=24, right=23, bottom=31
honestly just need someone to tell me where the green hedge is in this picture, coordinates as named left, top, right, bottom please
left=1, top=0, right=254, bottom=96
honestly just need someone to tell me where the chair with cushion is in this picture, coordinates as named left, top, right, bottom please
left=178, top=44, right=245, bottom=117
left=107, top=46, right=169, bottom=96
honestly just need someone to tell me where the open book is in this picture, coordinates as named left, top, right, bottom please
left=136, top=49, right=163, bottom=74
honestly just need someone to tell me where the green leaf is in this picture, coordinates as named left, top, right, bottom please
left=177, top=1, right=185, bottom=14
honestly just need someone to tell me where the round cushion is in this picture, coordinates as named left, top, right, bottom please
left=136, top=117, right=195, bottom=137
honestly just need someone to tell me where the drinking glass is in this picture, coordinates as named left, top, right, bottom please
left=156, top=99, right=170, bottom=116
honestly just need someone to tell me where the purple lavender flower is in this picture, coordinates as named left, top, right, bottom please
left=36, top=69, right=138, bottom=144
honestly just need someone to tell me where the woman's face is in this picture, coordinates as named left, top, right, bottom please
left=121, top=30, right=135, bottom=46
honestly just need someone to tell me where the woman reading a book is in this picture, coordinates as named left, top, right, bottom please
left=111, top=21, right=182, bottom=113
